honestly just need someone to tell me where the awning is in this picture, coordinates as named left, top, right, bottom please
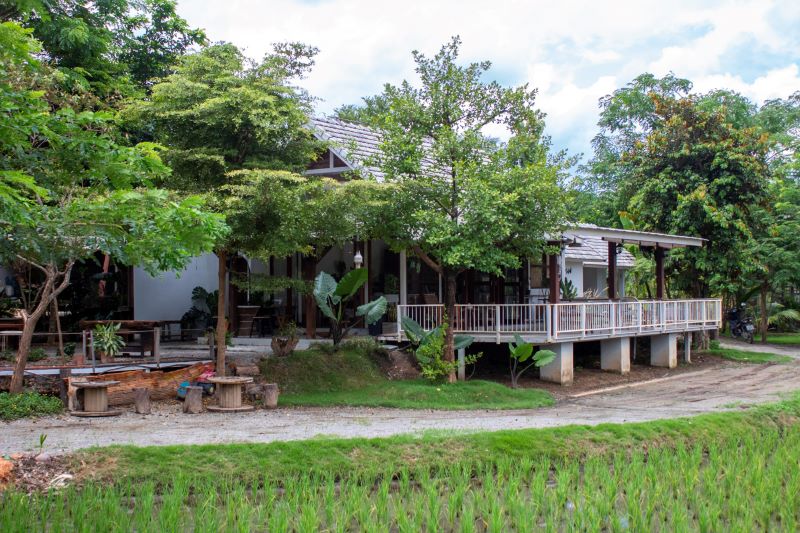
left=564, top=224, right=705, bottom=249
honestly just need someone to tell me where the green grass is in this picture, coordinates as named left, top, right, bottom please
left=281, top=379, right=555, bottom=409
left=0, top=391, right=63, bottom=421
left=707, top=347, right=793, bottom=364
left=765, top=332, right=800, bottom=345
left=260, top=340, right=554, bottom=410
left=4, top=393, right=800, bottom=531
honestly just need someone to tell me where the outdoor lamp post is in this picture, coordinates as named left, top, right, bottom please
left=353, top=250, right=363, bottom=269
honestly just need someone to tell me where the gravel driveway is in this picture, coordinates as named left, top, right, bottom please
left=4, top=354, right=799, bottom=454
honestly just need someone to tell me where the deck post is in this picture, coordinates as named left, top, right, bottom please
left=153, top=327, right=160, bottom=369
left=655, top=247, right=665, bottom=299
left=684, top=332, right=692, bottom=363
left=607, top=242, right=617, bottom=299
left=601, top=337, right=631, bottom=374
left=580, top=303, right=586, bottom=338
left=399, top=250, right=407, bottom=306
left=495, top=305, right=501, bottom=343
left=457, top=348, right=465, bottom=381
left=539, top=342, right=573, bottom=385
left=651, top=333, right=678, bottom=368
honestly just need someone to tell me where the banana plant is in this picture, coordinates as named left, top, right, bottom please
left=314, top=269, right=387, bottom=346
left=508, top=334, right=555, bottom=388
left=400, top=315, right=474, bottom=352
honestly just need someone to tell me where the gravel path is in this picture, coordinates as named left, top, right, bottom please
left=3, top=357, right=800, bottom=454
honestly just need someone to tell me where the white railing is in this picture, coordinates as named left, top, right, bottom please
left=396, top=299, right=722, bottom=341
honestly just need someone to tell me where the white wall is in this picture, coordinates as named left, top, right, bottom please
left=133, top=253, right=219, bottom=321
left=564, top=260, right=583, bottom=295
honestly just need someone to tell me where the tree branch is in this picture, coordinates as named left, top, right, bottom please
left=411, top=246, right=442, bottom=274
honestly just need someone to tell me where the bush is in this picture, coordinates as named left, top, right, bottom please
left=710, top=339, right=721, bottom=350
left=413, top=322, right=480, bottom=381
left=0, top=392, right=63, bottom=420
left=28, top=347, right=48, bottom=362
left=339, top=337, right=388, bottom=358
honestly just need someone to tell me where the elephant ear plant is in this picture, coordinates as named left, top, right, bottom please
left=508, top=334, right=556, bottom=388
left=401, top=316, right=479, bottom=381
left=314, top=269, right=387, bottom=346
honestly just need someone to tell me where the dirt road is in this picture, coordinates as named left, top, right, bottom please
left=4, top=355, right=799, bottom=454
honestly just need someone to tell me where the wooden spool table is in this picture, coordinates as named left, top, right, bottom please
left=206, top=376, right=254, bottom=412
left=71, top=380, right=123, bottom=417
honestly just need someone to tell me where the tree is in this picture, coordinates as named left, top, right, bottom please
left=124, top=42, right=323, bottom=374
left=0, top=22, right=225, bottom=392
left=348, top=37, right=569, bottom=381
left=3, top=0, right=206, bottom=99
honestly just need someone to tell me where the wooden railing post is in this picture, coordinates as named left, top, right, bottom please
left=580, top=303, right=586, bottom=338
left=495, top=305, right=501, bottom=342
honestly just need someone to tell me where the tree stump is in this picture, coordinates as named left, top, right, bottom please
left=183, top=386, right=203, bottom=414
left=264, top=383, right=279, bottom=409
left=134, top=387, right=151, bottom=414
left=59, top=368, right=72, bottom=406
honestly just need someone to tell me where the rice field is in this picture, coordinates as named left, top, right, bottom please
left=3, top=424, right=800, bottom=532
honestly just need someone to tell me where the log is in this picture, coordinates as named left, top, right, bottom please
left=231, top=362, right=260, bottom=377
left=183, top=386, right=203, bottom=414
left=264, top=383, right=279, bottom=409
left=134, top=387, right=151, bottom=414
left=67, top=362, right=212, bottom=407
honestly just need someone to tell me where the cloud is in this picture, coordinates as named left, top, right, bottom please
left=176, top=0, right=800, bottom=161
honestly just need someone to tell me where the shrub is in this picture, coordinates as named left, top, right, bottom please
left=710, top=339, right=721, bottom=350
left=0, top=392, right=63, bottom=421
left=28, top=347, right=48, bottom=362
left=63, top=342, right=76, bottom=357
left=340, top=337, right=388, bottom=358
left=414, top=321, right=480, bottom=381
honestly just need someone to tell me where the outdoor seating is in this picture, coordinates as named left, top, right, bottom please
left=206, top=376, right=254, bottom=412
left=70, top=380, right=122, bottom=417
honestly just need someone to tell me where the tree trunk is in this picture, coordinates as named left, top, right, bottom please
left=216, top=251, right=228, bottom=376
left=760, top=282, right=769, bottom=344
left=53, top=297, right=63, bottom=356
left=444, top=271, right=457, bottom=383
left=10, top=263, right=73, bottom=393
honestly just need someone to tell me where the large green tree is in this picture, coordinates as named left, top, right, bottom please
left=345, top=37, right=569, bottom=380
left=2, top=0, right=206, bottom=100
left=124, top=42, right=327, bottom=373
left=0, top=22, right=225, bottom=392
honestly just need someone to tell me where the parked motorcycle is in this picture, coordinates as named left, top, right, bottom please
left=728, top=305, right=755, bottom=344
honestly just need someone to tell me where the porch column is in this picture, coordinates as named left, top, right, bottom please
left=285, top=255, right=293, bottom=321
left=607, top=242, right=617, bottom=300
left=399, top=250, right=407, bottom=305
left=539, top=342, right=573, bottom=385
left=303, top=256, right=316, bottom=339
left=547, top=251, right=560, bottom=304
left=655, top=247, right=665, bottom=300
left=601, top=337, right=631, bottom=374
left=651, top=333, right=678, bottom=368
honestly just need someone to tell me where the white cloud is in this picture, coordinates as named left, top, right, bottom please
left=176, top=0, right=800, bottom=160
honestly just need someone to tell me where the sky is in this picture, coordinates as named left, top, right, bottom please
left=176, top=0, right=800, bottom=161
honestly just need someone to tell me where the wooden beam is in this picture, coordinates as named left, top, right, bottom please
left=607, top=242, right=617, bottom=300
left=548, top=253, right=560, bottom=304
left=655, top=247, right=665, bottom=300
left=303, top=255, right=317, bottom=339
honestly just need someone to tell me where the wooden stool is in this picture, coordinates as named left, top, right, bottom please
left=71, top=381, right=122, bottom=417
left=206, top=376, right=254, bottom=412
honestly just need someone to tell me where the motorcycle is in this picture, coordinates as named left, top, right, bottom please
left=728, top=307, right=755, bottom=344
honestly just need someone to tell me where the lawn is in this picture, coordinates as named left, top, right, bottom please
left=707, top=347, right=793, bottom=364
left=765, top=332, right=800, bottom=345
left=260, top=340, right=554, bottom=410
left=4, top=393, right=800, bottom=531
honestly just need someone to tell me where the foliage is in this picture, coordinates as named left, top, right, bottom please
left=92, top=322, right=125, bottom=357
left=0, top=391, right=62, bottom=420
left=0, top=22, right=225, bottom=392
left=559, top=279, right=577, bottom=300
left=6, top=0, right=206, bottom=99
left=348, top=37, right=569, bottom=379
left=63, top=342, right=76, bottom=357
left=507, top=334, right=556, bottom=388
left=313, top=269, right=387, bottom=346
left=410, top=318, right=481, bottom=382
left=766, top=302, right=800, bottom=331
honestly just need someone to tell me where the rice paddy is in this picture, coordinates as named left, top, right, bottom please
left=4, top=419, right=800, bottom=531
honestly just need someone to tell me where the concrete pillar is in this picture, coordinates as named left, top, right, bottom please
left=601, top=337, right=630, bottom=374
left=651, top=333, right=678, bottom=368
left=539, top=342, right=573, bottom=385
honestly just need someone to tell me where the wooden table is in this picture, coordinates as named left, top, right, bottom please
left=71, top=380, right=123, bottom=417
left=206, top=376, right=254, bottom=412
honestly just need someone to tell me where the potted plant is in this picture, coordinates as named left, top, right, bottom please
left=93, top=323, right=125, bottom=363
left=271, top=320, right=299, bottom=357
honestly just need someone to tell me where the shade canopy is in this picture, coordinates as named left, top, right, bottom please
left=563, top=224, right=705, bottom=249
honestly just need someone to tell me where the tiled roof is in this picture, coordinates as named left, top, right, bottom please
left=564, top=235, right=635, bottom=268
left=310, top=116, right=387, bottom=180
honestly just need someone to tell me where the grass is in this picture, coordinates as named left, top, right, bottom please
left=260, top=340, right=554, bottom=410
left=4, top=393, right=800, bottom=531
left=707, top=347, right=793, bottom=364
left=765, top=332, right=800, bottom=345
left=0, top=391, right=62, bottom=421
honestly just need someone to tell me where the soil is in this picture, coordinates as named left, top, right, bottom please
left=384, top=350, right=421, bottom=380
left=1, top=453, right=74, bottom=494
